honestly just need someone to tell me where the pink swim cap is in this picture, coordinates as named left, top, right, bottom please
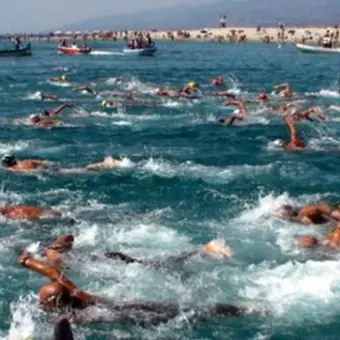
left=258, top=92, right=268, bottom=101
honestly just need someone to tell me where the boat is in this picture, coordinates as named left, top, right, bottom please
left=123, top=45, right=157, bottom=56
left=58, top=45, right=91, bottom=55
left=295, top=43, right=340, bottom=54
left=0, top=43, right=32, bottom=57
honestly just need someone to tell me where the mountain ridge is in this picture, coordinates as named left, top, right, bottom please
left=58, top=1, right=340, bottom=32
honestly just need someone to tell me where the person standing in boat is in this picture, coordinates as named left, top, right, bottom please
left=146, top=33, right=153, bottom=47
left=14, top=36, right=22, bottom=50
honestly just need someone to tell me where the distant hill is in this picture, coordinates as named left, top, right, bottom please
left=60, top=0, right=340, bottom=32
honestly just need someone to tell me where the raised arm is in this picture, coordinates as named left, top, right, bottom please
left=19, top=251, right=97, bottom=303
left=283, top=116, right=305, bottom=150
left=50, top=103, right=73, bottom=116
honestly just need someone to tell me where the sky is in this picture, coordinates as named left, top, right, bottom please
left=0, top=0, right=214, bottom=33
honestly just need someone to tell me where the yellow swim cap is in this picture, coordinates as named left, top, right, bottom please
left=61, top=75, right=67, bottom=81
left=187, top=81, right=199, bottom=89
left=100, top=100, right=106, bottom=107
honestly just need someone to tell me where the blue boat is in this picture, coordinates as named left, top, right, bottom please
left=123, top=44, right=157, bottom=56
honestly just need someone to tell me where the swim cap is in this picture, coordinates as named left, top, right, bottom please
left=2, top=154, right=17, bottom=167
left=258, top=92, right=268, bottom=101
left=61, top=75, right=67, bottom=81
left=30, top=114, right=41, bottom=122
left=273, top=139, right=284, bottom=147
left=100, top=100, right=106, bottom=107
left=187, top=81, right=199, bottom=89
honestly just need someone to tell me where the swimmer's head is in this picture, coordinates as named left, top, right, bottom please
left=218, top=118, right=226, bottom=124
left=2, top=154, right=17, bottom=167
left=100, top=100, right=107, bottom=107
left=297, top=235, right=318, bottom=248
left=187, top=81, right=199, bottom=89
left=273, top=139, right=285, bottom=147
left=258, top=92, right=268, bottom=101
left=60, top=75, right=67, bottom=81
left=276, top=205, right=298, bottom=218
left=41, top=110, right=50, bottom=117
left=30, top=114, right=41, bottom=123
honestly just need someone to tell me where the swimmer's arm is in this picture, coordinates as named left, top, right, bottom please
left=283, top=116, right=303, bottom=147
left=50, top=103, right=73, bottom=116
left=85, top=162, right=105, bottom=170
left=19, top=251, right=97, bottom=303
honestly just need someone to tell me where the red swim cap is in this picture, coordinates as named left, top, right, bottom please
left=258, top=92, right=268, bottom=101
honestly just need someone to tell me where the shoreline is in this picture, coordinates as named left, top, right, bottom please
left=1, top=25, right=338, bottom=45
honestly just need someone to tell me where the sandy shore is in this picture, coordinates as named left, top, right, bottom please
left=2, top=25, right=338, bottom=45
left=150, top=26, right=339, bottom=44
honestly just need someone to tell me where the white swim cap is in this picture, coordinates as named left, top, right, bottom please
left=273, top=139, right=284, bottom=147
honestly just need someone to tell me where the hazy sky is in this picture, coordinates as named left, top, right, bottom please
left=0, top=0, right=214, bottom=33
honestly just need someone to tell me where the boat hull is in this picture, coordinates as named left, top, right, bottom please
left=296, top=43, right=340, bottom=54
left=58, top=46, right=91, bottom=55
left=123, top=46, right=157, bottom=56
left=0, top=43, right=32, bottom=57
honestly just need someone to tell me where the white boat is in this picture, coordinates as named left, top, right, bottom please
left=123, top=45, right=157, bottom=56
left=295, top=43, right=340, bottom=54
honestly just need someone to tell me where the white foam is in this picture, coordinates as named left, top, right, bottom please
left=8, top=295, right=37, bottom=340
left=90, top=50, right=124, bottom=56
left=25, top=91, right=42, bottom=100
left=0, top=140, right=31, bottom=155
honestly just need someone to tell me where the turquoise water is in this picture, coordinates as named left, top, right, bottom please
left=1, top=41, right=340, bottom=339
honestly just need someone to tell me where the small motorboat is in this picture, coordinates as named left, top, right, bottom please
left=0, top=43, right=32, bottom=57
left=295, top=43, right=340, bottom=54
left=123, top=44, right=157, bottom=56
left=58, top=45, right=91, bottom=55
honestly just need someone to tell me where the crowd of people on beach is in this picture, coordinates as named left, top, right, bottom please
left=4, top=64, right=340, bottom=337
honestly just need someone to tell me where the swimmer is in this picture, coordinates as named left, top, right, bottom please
left=99, top=100, right=123, bottom=108
left=180, top=81, right=201, bottom=96
left=73, top=85, right=97, bottom=95
left=297, top=225, right=340, bottom=250
left=211, top=92, right=236, bottom=99
left=30, top=114, right=60, bottom=127
left=85, top=156, right=125, bottom=170
left=43, top=235, right=232, bottom=269
left=155, top=88, right=179, bottom=97
left=0, top=205, right=61, bottom=221
left=211, top=76, right=224, bottom=87
left=258, top=92, right=269, bottom=104
left=19, top=250, right=255, bottom=326
left=273, top=83, right=293, bottom=98
left=49, top=75, right=69, bottom=83
left=1, top=154, right=51, bottom=172
left=218, top=100, right=248, bottom=126
left=276, top=203, right=340, bottom=225
left=34, top=91, right=59, bottom=101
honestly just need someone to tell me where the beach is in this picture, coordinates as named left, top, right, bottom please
left=2, top=25, right=338, bottom=45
